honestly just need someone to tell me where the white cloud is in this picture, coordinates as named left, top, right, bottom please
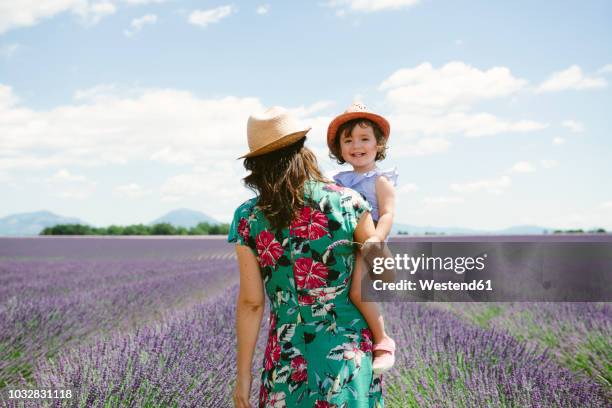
left=598, top=64, right=612, bottom=74
left=289, top=100, right=335, bottom=118
left=160, top=162, right=248, bottom=203
left=0, top=82, right=267, bottom=172
left=121, top=0, right=169, bottom=4
left=423, top=196, right=464, bottom=206
left=378, top=62, right=545, bottom=144
left=124, top=13, right=157, bottom=37
left=394, top=137, right=451, bottom=156
left=0, top=43, right=19, bottom=58
left=561, top=119, right=584, bottom=133
left=0, top=83, right=20, bottom=107
left=601, top=201, right=612, bottom=209
left=55, top=189, right=96, bottom=200
left=552, top=137, right=565, bottom=145
left=83, top=2, right=116, bottom=24
left=509, top=161, right=535, bottom=173
left=46, top=169, right=97, bottom=200
left=450, top=175, right=511, bottom=194
left=149, top=147, right=196, bottom=165
left=539, top=159, right=558, bottom=169
left=113, top=183, right=152, bottom=199
left=188, top=5, right=234, bottom=27
left=0, top=81, right=336, bottom=215
left=397, top=183, right=418, bottom=194
left=328, top=0, right=420, bottom=12
left=256, top=4, right=270, bottom=15
left=380, top=62, right=528, bottom=113
left=73, top=83, right=119, bottom=101
left=0, top=0, right=119, bottom=34
left=0, top=0, right=80, bottom=34
left=50, top=168, right=87, bottom=182
left=390, top=111, right=547, bottom=139
left=536, top=65, right=607, bottom=93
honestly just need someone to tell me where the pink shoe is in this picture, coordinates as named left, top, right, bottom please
left=372, top=337, right=396, bottom=375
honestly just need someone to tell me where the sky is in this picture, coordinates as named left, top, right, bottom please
left=0, top=0, right=611, bottom=230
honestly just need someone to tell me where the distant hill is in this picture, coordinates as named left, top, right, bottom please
left=149, top=208, right=220, bottom=228
left=392, top=223, right=550, bottom=235
left=0, top=209, right=566, bottom=236
left=0, top=210, right=86, bottom=236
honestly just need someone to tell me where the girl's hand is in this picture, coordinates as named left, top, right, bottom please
left=233, top=373, right=253, bottom=408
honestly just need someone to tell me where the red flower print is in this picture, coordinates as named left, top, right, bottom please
left=314, top=401, right=330, bottom=408
left=294, top=258, right=329, bottom=289
left=259, top=384, right=269, bottom=406
left=290, top=355, right=308, bottom=383
left=269, top=312, right=277, bottom=331
left=264, top=331, right=281, bottom=370
left=360, top=328, right=373, bottom=353
left=290, top=207, right=329, bottom=240
left=298, top=294, right=315, bottom=305
left=267, top=392, right=286, bottom=407
left=237, top=217, right=250, bottom=241
left=256, top=230, right=284, bottom=267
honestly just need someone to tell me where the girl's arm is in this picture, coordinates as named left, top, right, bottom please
left=234, top=244, right=265, bottom=408
left=354, top=207, right=395, bottom=283
left=372, top=175, right=396, bottom=241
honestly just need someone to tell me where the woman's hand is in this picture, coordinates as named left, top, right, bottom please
left=362, top=235, right=382, bottom=265
left=233, top=372, right=253, bottom=408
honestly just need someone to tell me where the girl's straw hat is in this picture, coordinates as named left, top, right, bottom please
left=239, top=106, right=311, bottom=158
left=327, top=103, right=390, bottom=150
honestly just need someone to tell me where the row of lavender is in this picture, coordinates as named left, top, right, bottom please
left=1, top=237, right=610, bottom=406
left=0, top=238, right=238, bottom=390
left=3, top=287, right=609, bottom=407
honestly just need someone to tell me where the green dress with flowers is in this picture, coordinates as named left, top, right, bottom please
left=228, top=179, right=384, bottom=408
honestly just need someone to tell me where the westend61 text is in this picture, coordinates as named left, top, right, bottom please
left=372, top=253, right=487, bottom=275
left=373, top=279, right=493, bottom=291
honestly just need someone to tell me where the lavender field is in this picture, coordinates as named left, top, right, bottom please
left=0, top=237, right=610, bottom=407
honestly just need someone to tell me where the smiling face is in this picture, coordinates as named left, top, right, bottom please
left=339, top=122, right=378, bottom=173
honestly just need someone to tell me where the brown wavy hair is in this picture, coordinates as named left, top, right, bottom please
left=328, top=118, right=388, bottom=165
left=243, top=137, right=328, bottom=231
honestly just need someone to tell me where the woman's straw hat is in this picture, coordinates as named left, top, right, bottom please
left=327, top=103, right=390, bottom=150
left=239, top=106, right=312, bottom=158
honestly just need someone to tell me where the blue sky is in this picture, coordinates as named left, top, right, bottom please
left=1, top=0, right=611, bottom=230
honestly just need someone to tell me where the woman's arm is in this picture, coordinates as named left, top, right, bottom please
left=373, top=175, right=396, bottom=241
left=234, top=244, right=265, bottom=408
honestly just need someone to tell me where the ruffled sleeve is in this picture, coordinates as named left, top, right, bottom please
left=377, top=167, right=399, bottom=187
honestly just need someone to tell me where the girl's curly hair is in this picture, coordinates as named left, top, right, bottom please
left=328, top=118, right=388, bottom=165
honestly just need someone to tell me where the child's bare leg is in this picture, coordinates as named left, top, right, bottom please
left=350, top=252, right=392, bottom=356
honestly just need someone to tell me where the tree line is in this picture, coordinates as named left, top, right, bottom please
left=40, top=222, right=230, bottom=236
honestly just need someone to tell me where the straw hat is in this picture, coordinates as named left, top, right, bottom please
left=327, top=103, right=390, bottom=150
left=239, top=106, right=311, bottom=159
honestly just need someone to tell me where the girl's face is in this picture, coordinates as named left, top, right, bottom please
left=340, top=123, right=378, bottom=172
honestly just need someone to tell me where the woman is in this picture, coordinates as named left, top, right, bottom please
left=228, top=106, right=385, bottom=407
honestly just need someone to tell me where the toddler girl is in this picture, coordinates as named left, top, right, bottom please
left=327, top=103, right=397, bottom=375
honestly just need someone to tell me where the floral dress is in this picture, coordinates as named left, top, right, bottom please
left=228, top=180, right=384, bottom=408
